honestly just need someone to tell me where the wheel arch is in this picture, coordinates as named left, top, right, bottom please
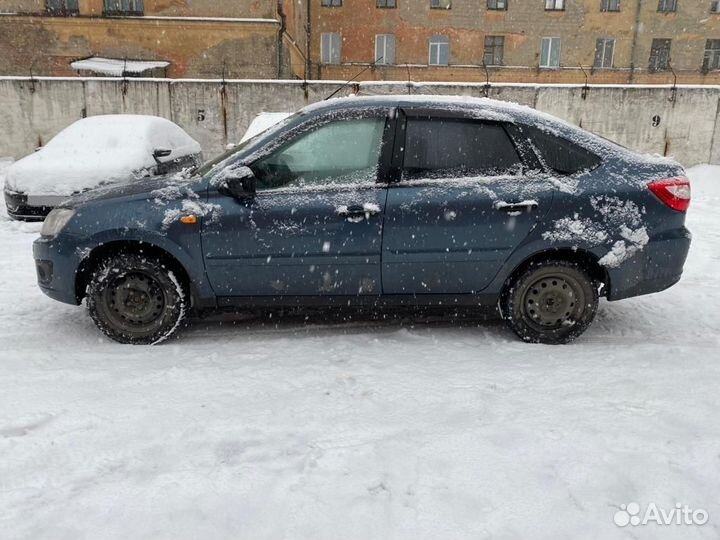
left=502, top=247, right=609, bottom=297
left=75, top=240, right=193, bottom=305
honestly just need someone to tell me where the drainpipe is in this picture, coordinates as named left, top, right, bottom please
left=630, top=0, right=643, bottom=83
left=305, top=0, right=312, bottom=81
left=277, top=0, right=286, bottom=78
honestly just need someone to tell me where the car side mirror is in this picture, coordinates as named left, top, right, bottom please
left=223, top=166, right=257, bottom=199
left=153, top=148, right=172, bottom=161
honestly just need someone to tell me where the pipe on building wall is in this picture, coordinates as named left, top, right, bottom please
left=630, top=0, right=643, bottom=83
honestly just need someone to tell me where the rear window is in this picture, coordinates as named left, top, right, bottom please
left=403, top=118, right=522, bottom=180
left=524, top=126, right=601, bottom=175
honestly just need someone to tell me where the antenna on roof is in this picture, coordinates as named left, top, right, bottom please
left=324, top=57, right=383, bottom=101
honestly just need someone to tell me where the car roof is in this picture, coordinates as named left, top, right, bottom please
left=299, top=94, right=564, bottom=127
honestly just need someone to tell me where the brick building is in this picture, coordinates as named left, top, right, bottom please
left=305, top=0, right=720, bottom=84
left=0, top=0, right=294, bottom=78
left=1, top=0, right=720, bottom=84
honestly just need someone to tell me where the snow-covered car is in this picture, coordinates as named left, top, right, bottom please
left=33, top=96, right=691, bottom=345
left=240, top=112, right=292, bottom=143
left=3, top=115, right=202, bottom=221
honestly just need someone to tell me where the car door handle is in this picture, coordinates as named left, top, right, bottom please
left=337, top=203, right=381, bottom=222
left=494, top=200, right=539, bottom=213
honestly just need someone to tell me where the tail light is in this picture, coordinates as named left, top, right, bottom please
left=648, top=177, right=691, bottom=212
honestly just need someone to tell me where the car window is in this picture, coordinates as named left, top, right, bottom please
left=251, top=117, right=386, bottom=191
left=402, top=118, right=522, bottom=180
left=523, top=126, right=601, bottom=175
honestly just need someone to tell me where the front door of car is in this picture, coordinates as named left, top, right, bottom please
left=382, top=111, right=555, bottom=295
left=202, top=110, right=394, bottom=297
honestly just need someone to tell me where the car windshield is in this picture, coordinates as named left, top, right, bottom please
left=192, top=111, right=302, bottom=177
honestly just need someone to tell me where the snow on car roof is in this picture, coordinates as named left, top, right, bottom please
left=6, top=115, right=201, bottom=196
left=240, top=112, right=293, bottom=143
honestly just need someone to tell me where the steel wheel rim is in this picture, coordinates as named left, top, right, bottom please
left=521, top=273, right=585, bottom=331
left=104, top=271, right=166, bottom=329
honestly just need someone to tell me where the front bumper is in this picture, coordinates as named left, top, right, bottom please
left=5, top=190, right=68, bottom=221
left=33, top=233, right=87, bottom=305
left=607, top=226, right=692, bottom=301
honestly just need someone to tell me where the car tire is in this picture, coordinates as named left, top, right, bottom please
left=86, top=253, right=187, bottom=345
left=500, top=259, right=599, bottom=345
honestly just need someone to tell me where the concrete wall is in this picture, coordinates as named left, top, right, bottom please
left=1, top=77, right=719, bottom=167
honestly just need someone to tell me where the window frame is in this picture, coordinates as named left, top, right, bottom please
left=241, top=109, right=397, bottom=193
left=487, top=0, right=508, bottom=10
left=103, top=0, right=144, bottom=16
left=484, top=35, right=505, bottom=66
left=657, top=0, right=677, bottom=12
left=46, top=0, right=79, bottom=15
left=600, top=0, right=620, bottom=11
left=712, top=1, right=720, bottom=13
left=428, top=35, right=450, bottom=66
left=544, top=0, right=565, bottom=11
left=430, top=0, right=452, bottom=9
left=321, top=0, right=343, bottom=7
left=376, top=0, right=397, bottom=8
left=540, top=37, right=562, bottom=68
left=393, top=111, right=530, bottom=183
left=320, top=32, right=342, bottom=65
left=703, top=39, right=720, bottom=71
left=375, top=34, right=396, bottom=65
left=649, top=38, right=672, bottom=72
left=516, top=124, right=602, bottom=176
left=593, top=37, right=616, bottom=68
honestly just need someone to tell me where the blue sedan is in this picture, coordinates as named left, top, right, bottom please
left=33, top=96, right=692, bottom=344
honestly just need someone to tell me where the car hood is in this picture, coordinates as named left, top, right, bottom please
left=5, top=146, right=154, bottom=196
left=59, top=173, right=204, bottom=208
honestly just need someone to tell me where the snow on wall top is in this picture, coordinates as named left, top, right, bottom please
left=71, top=57, right=170, bottom=76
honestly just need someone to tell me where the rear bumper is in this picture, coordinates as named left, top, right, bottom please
left=33, top=233, right=86, bottom=305
left=607, top=226, right=692, bottom=301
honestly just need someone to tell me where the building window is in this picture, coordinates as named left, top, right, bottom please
left=377, top=0, right=396, bottom=7
left=321, top=32, right=342, bottom=64
left=593, top=37, right=615, bottom=68
left=484, top=36, right=504, bottom=65
left=487, top=0, right=507, bottom=9
left=103, top=0, right=144, bottom=15
left=429, top=36, right=449, bottom=65
left=703, top=39, right=720, bottom=70
left=431, top=0, right=451, bottom=9
left=657, top=0, right=677, bottom=12
left=375, top=34, right=396, bottom=64
left=649, top=38, right=672, bottom=71
left=601, top=0, right=620, bottom=11
left=545, top=0, right=564, bottom=10
left=321, top=0, right=342, bottom=6
left=540, top=37, right=561, bottom=67
left=711, top=1, right=720, bottom=13
left=46, top=0, right=78, bottom=15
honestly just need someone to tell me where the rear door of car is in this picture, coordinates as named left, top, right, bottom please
left=381, top=107, right=555, bottom=295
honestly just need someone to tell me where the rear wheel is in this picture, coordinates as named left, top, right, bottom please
left=87, top=253, right=187, bottom=345
left=500, top=259, right=598, bottom=344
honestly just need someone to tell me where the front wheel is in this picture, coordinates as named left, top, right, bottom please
left=87, top=253, right=187, bottom=345
left=500, top=260, right=599, bottom=344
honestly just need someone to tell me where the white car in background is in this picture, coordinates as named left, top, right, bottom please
left=240, top=112, right=292, bottom=143
left=3, top=115, right=202, bottom=221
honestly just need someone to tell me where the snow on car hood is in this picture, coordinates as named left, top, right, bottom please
left=4, top=114, right=201, bottom=196
left=5, top=146, right=153, bottom=196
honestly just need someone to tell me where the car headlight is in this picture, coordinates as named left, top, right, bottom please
left=41, top=208, right=75, bottom=238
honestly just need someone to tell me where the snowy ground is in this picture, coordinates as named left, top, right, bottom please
left=1, top=164, right=719, bottom=540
